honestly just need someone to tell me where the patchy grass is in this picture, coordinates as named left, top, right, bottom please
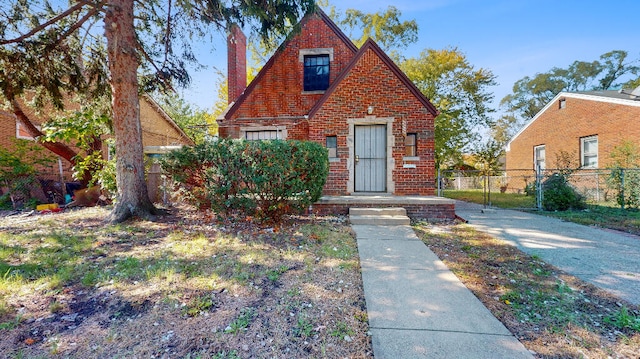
left=0, top=207, right=371, bottom=358
left=442, top=189, right=536, bottom=209
left=414, top=222, right=640, bottom=358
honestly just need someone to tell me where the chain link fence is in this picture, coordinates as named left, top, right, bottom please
left=438, top=168, right=640, bottom=209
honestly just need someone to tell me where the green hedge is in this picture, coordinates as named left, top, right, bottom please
left=161, top=139, right=329, bottom=222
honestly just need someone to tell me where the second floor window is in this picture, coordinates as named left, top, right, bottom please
left=304, top=55, right=330, bottom=91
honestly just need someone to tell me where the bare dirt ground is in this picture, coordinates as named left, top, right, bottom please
left=0, top=207, right=372, bottom=358
left=415, top=222, right=640, bottom=359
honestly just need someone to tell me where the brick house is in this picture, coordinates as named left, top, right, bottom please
left=0, top=94, right=193, bottom=203
left=1, top=95, right=193, bottom=155
left=505, top=90, right=640, bottom=192
left=219, top=9, right=441, bottom=201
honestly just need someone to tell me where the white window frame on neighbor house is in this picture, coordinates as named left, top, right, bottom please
left=16, top=122, right=39, bottom=140
left=581, top=135, right=598, bottom=168
left=534, top=145, right=546, bottom=171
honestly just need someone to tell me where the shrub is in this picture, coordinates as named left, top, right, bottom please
left=608, top=168, right=640, bottom=209
left=161, top=138, right=329, bottom=222
left=607, top=141, right=640, bottom=209
left=542, top=173, right=586, bottom=211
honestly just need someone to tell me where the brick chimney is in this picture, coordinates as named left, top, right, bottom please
left=227, top=24, right=247, bottom=104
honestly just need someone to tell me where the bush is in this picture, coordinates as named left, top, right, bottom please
left=542, top=173, right=586, bottom=211
left=608, top=168, right=640, bottom=209
left=161, top=139, right=329, bottom=222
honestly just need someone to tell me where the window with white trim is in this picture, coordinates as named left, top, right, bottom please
left=534, top=145, right=545, bottom=171
left=16, top=122, right=38, bottom=140
left=245, top=130, right=283, bottom=141
left=581, top=136, right=598, bottom=168
left=559, top=98, right=566, bottom=109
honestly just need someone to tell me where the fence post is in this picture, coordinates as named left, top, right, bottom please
left=595, top=170, right=600, bottom=202
left=437, top=168, right=441, bottom=197
left=536, top=165, right=543, bottom=210
left=620, top=168, right=625, bottom=209
left=487, top=170, right=491, bottom=207
left=482, top=171, right=487, bottom=208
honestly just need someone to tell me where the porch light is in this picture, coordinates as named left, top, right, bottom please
left=367, top=106, right=374, bottom=115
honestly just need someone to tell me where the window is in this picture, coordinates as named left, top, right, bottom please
left=245, top=130, right=281, bottom=141
left=405, top=133, right=417, bottom=157
left=16, top=122, right=38, bottom=140
left=534, top=145, right=545, bottom=171
left=304, top=55, right=330, bottom=91
left=559, top=98, right=566, bottom=109
left=326, top=136, right=337, bottom=158
left=581, top=136, right=598, bottom=168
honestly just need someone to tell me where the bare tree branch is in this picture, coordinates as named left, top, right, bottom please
left=52, top=5, right=101, bottom=48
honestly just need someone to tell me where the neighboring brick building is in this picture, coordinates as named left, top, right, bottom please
left=219, top=9, right=439, bottom=197
left=0, top=94, right=193, bottom=203
left=505, top=90, right=640, bottom=190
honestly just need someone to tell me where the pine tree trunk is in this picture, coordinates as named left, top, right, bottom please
left=104, top=0, right=156, bottom=223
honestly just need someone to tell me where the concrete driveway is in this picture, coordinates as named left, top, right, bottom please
left=455, top=201, right=640, bottom=306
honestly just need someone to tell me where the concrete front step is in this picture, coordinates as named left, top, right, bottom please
left=349, top=208, right=410, bottom=225
left=349, top=207, right=407, bottom=217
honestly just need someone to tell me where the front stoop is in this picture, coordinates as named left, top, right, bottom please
left=349, top=207, right=411, bottom=225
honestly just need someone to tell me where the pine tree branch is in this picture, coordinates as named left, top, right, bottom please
left=0, top=1, right=94, bottom=45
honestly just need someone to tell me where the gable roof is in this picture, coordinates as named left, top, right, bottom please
left=308, top=38, right=439, bottom=118
left=223, top=8, right=358, bottom=120
left=506, top=91, right=640, bottom=151
left=141, top=95, right=195, bottom=145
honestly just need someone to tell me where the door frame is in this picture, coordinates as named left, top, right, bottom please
left=346, top=116, right=395, bottom=194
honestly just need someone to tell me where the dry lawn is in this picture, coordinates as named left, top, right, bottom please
left=0, top=207, right=372, bottom=358
left=415, top=222, right=640, bottom=359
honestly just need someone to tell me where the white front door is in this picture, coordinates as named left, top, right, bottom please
left=355, top=125, right=386, bottom=192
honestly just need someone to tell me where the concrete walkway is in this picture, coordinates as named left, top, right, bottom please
left=353, top=223, right=533, bottom=358
left=455, top=201, right=640, bottom=306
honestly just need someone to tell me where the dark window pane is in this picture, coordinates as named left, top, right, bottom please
left=326, top=136, right=337, bottom=158
left=304, top=54, right=330, bottom=91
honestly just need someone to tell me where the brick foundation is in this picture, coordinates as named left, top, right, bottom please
left=311, top=196, right=456, bottom=220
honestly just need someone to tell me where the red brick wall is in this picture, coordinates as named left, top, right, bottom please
left=227, top=13, right=357, bottom=120
left=309, top=47, right=436, bottom=196
left=227, top=24, right=247, bottom=104
left=311, top=202, right=454, bottom=220
left=506, top=95, right=640, bottom=171
left=0, top=111, right=17, bottom=150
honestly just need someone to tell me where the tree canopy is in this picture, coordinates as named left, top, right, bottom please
left=401, top=48, right=497, bottom=168
left=330, top=5, right=418, bottom=60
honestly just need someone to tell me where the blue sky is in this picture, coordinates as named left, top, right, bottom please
left=181, top=0, right=640, bottom=115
